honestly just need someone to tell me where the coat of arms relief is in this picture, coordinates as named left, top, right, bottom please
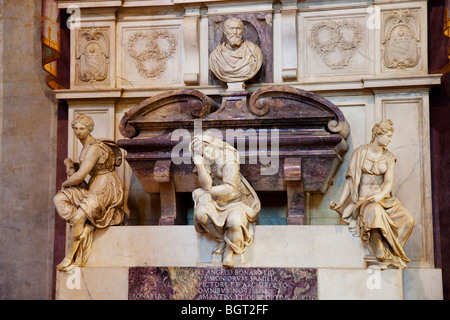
left=76, top=27, right=110, bottom=83
left=382, top=9, right=421, bottom=70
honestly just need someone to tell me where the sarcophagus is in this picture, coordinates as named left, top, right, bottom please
left=118, top=86, right=350, bottom=225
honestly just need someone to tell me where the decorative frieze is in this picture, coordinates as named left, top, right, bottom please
left=117, top=20, right=183, bottom=88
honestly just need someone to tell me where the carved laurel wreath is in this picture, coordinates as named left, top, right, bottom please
left=127, top=31, right=177, bottom=79
left=309, top=20, right=364, bottom=70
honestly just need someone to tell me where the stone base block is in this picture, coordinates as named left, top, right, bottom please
left=403, top=268, right=444, bottom=300
left=55, top=226, right=443, bottom=300
left=84, top=225, right=367, bottom=268
left=318, top=268, right=404, bottom=300
left=56, top=267, right=129, bottom=300
left=56, top=266, right=442, bottom=300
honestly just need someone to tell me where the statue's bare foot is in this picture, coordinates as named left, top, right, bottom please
left=212, top=241, right=226, bottom=255
left=56, top=256, right=73, bottom=271
left=222, top=246, right=234, bottom=268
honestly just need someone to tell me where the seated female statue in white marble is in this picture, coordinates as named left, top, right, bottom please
left=330, top=120, right=414, bottom=269
left=209, top=18, right=263, bottom=87
left=54, top=113, right=124, bottom=271
left=190, top=135, right=261, bottom=268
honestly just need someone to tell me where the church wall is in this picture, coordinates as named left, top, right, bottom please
left=0, top=0, right=58, bottom=299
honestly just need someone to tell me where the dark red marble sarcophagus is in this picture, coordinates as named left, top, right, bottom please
left=118, top=86, right=350, bottom=225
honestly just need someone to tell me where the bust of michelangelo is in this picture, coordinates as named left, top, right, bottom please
left=209, top=18, right=263, bottom=88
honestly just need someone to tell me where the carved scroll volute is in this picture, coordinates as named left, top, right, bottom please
left=248, top=86, right=295, bottom=116
left=119, top=89, right=216, bottom=138
left=249, top=86, right=350, bottom=152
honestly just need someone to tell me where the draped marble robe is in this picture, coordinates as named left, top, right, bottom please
left=54, top=139, right=124, bottom=268
left=192, top=138, right=261, bottom=256
left=209, top=40, right=263, bottom=83
left=341, top=145, right=414, bottom=268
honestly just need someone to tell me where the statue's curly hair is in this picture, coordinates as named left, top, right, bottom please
left=370, top=119, right=394, bottom=143
left=71, top=113, right=94, bottom=132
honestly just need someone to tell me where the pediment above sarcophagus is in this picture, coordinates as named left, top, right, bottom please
left=120, top=86, right=349, bottom=149
left=120, top=89, right=219, bottom=139
left=249, top=86, right=349, bottom=138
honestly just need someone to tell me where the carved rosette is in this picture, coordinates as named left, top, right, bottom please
left=76, top=28, right=109, bottom=83
left=127, top=31, right=177, bottom=79
left=382, top=9, right=420, bottom=70
left=309, top=20, right=364, bottom=70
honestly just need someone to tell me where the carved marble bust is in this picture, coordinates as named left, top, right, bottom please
left=209, top=18, right=263, bottom=89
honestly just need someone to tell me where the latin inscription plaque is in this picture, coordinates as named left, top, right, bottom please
left=128, top=267, right=317, bottom=300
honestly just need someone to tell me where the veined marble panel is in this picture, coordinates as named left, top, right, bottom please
left=84, top=225, right=367, bottom=268
left=117, top=19, right=184, bottom=88
left=115, top=102, right=161, bottom=225
left=318, top=268, right=403, bottom=300
left=309, top=95, right=373, bottom=225
left=375, top=91, right=433, bottom=267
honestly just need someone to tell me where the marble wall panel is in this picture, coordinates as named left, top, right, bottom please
left=56, top=267, right=129, bottom=300
left=309, top=95, right=372, bottom=225
left=300, top=8, right=375, bottom=80
left=117, top=20, right=184, bottom=88
left=318, top=268, right=403, bottom=300
left=115, top=103, right=161, bottom=225
left=128, top=266, right=318, bottom=300
left=375, top=91, right=433, bottom=267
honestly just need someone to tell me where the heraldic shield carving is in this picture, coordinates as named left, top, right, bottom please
left=76, top=27, right=110, bottom=83
left=382, top=9, right=420, bottom=70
